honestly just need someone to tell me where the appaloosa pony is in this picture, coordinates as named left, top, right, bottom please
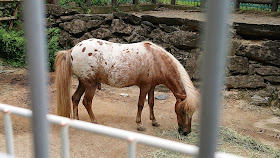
left=55, top=38, right=199, bottom=135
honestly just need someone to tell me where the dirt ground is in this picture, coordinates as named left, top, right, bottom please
left=1, top=9, right=280, bottom=158
left=0, top=64, right=279, bottom=158
left=130, top=8, right=280, bottom=25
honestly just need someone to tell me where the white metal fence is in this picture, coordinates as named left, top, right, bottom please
left=0, top=0, right=244, bottom=157
left=0, top=103, right=243, bottom=158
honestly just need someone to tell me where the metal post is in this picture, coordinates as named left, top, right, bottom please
left=199, top=0, right=230, bottom=158
left=23, top=0, right=50, bottom=158
left=127, top=136, right=136, bottom=158
left=3, top=109, right=14, bottom=156
left=61, top=121, right=70, bottom=158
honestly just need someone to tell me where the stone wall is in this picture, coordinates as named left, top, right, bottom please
left=46, top=4, right=280, bottom=92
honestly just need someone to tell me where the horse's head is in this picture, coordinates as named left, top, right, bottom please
left=175, top=98, right=197, bottom=136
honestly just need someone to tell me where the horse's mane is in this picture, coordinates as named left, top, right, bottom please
left=147, top=42, right=200, bottom=113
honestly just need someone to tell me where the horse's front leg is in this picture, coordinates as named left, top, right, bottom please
left=136, top=86, right=150, bottom=131
left=148, top=87, right=160, bottom=127
left=83, top=84, right=98, bottom=123
left=72, top=80, right=85, bottom=120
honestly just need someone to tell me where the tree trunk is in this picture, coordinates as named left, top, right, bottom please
left=86, top=0, right=91, bottom=7
left=271, top=0, right=278, bottom=11
left=200, top=0, right=206, bottom=8
left=133, top=0, right=138, bottom=5
left=112, top=0, right=117, bottom=6
left=171, top=0, right=175, bottom=5
left=53, top=0, right=59, bottom=5
left=234, top=0, right=240, bottom=11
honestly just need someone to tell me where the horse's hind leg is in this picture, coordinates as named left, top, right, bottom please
left=72, top=80, right=85, bottom=120
left=136, top=86, right=150, bottom=131
left=148, top=87, right=160, bottom=127
left=82, top=84, right=98, bottom=123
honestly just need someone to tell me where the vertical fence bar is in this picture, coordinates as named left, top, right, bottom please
left=3, top=109, right=14, bottom=156
left=199, top=0, right=230, bottom=158
left=61, top=121, right=70, bottom=158
left=23, top=0, right=49, bottom=157
left=127, top=136, right=136, bottom=158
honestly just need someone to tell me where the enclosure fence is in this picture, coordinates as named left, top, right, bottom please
left=1, top=0, right=245, bottom=157
left=0, top=103, right=244, bottom=158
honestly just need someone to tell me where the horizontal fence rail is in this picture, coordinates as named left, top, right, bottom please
left=0, top=103, right=244, bottom=158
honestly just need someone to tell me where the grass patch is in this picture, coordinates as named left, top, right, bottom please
left=149, top=124, right=280, bottom=158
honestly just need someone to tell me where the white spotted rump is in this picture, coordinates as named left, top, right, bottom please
left=71, top=38, right=155, bottom=87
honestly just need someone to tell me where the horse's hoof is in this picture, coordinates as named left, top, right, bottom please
left=92, top=120, right=98, bottom=124
left=152, top=120, right=160, bottom=127
left=137, top=124, right=146, bottom=131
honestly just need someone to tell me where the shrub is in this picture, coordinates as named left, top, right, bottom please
left=0, top=27, right=62, bottom=71
left=47, top=27, right=62, bottom=71
left=0, top=29, right=26, bottom=67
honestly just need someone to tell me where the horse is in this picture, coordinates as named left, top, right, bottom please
left=55, top=38, right=200, bottom=135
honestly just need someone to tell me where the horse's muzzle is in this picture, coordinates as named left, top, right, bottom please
left=178, top=126, right=191, bottom=136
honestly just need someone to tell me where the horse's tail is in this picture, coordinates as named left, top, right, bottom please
left=55, top=49, right=72, bottom=118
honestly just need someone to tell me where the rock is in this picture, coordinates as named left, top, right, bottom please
left=108, top=38, right=125, bottom=43
left=141, top=15, right=183, bottom=26
left=46, top=4, right=78, bottom=17
left=168, top=31, right=199, bottom=49
left=181, top=19, right=203, bottom=32
left=2, top=70, right=15, bottom=73
left=170, top=46, right=189, bottom=69
left=233, top=22, right=280, bottom=40
left=155, top=94, right=168, bottom=100
left=226, top=75, right=265, bottom=89
left=125, top=33, right=146, bottom=43
left=251, top=94, right=271, bottom=106
left=251, top=87, right=279, bottom=106
left=60, top=15, right=74, bottom=22
left=120, top=93, right=129, bottom=97
left=248, top=62, right=262, bottom=75
left=185, top=49, right=201, bottom=80
left=72, top=14, right=105, bottom=21
left=255, top=66, right=280, bottom=76
left=111, top=19, right=134, bottom=35
left=133, top=26, right=150, bottom=37
left=236, top=42, right=280, bottom=67
left=113, top=12, right=141, bottom=25
left=159, top=24, right=179, bottom=33
left=230, top=39, right=242, bottom=56
left=86, top=20, right=104, bottom=30
left=91, top=28, right=112, bottom=39
left=59, top=19, right=87, bottom=35
left=73, top=33, right=93, bottom=46
left=59, top=30, right=75, bottom=47
left=228, top=56, right=249, bottom=74
left=141, top=21, right=156, bottom=30
left=264, top=76, right=280, bottom=84
left=149, top=28, right=169, bottom=43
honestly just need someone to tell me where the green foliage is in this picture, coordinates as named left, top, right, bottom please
left=0, top=29, right=26, bottom=67
left=0, top=27, right=62, bottom=71
left=47, top=27, right=62, bottom=71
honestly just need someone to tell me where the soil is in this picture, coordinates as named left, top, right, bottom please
left=0, top=9, right=280, bottom=158
left=130, top=8, right=280, bottom=25
left=0, top=65, right=279, bottom=158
